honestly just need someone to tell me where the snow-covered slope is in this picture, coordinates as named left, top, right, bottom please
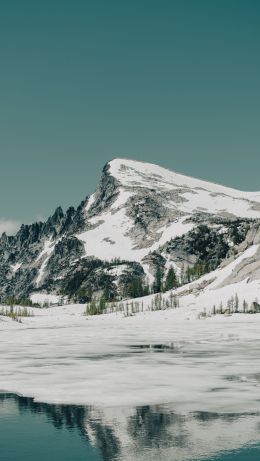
left=109, top=158, right=260, bottom=212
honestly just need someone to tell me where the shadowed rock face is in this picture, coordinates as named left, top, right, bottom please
left=0, top=204, right=88, bottom=299
left=0, top=158, right=260, bottom=301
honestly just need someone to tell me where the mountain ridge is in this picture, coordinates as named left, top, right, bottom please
left=1, top=157, right=260, bottom=305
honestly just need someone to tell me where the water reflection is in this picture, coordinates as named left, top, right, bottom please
left=1, top=393, right=260, bottom=461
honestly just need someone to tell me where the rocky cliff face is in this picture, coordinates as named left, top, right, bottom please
left=1, top=158, right=260, bottom=304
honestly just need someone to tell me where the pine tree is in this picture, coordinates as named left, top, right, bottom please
left=153, top=266, right=163, bottom=293
left=124, top=276, right=144, bottom=299
left=164, top=266, right=177, bottom=291
left=234, top=293, right=239, bottom=313
left=99, top=295, right=107, bottom=313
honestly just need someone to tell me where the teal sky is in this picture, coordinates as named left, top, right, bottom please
left=0, top=0, right=260, bottom=231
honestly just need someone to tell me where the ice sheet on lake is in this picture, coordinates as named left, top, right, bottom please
left=2, top=302, right=260, bottom=414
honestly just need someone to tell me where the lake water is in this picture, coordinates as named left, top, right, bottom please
left=1, top=394, right=260, bottom=461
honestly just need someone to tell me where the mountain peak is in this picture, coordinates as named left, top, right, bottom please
left=107, top=157, right=260, bottom=202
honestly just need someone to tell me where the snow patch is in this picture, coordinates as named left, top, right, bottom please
left=35, top=239, right=58, bottom=287
left=11, top=262, right=22, bottom=273
left=77, top=208, right=148, bottom=262
left=30, top=293, right=62, bottom=306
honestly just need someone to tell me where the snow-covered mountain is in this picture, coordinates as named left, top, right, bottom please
left=1, top=158, right=260, bottom=304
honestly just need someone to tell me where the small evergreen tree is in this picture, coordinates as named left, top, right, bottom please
left=235, top=293, right=239, bottom=313
left=153, top=266, right=163, bottom=293
left=243, top=299, right=248, bottom=313
left=164, top=266, right=177, bottom=291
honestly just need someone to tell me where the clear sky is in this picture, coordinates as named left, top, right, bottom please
left=0, top=0, right=259, bottom=232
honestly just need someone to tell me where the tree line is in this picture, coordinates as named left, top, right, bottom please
left=84, top=291, right=180, bottom=316
left=198, top=294, right=260, bottom=318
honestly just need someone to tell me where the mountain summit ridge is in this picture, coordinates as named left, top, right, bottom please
left=107, top=157, right=260, bottom=197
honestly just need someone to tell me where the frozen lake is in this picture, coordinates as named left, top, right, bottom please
left=2, top=305, right=260, bottom=412
left=2, top=305, right=260, bottom=459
